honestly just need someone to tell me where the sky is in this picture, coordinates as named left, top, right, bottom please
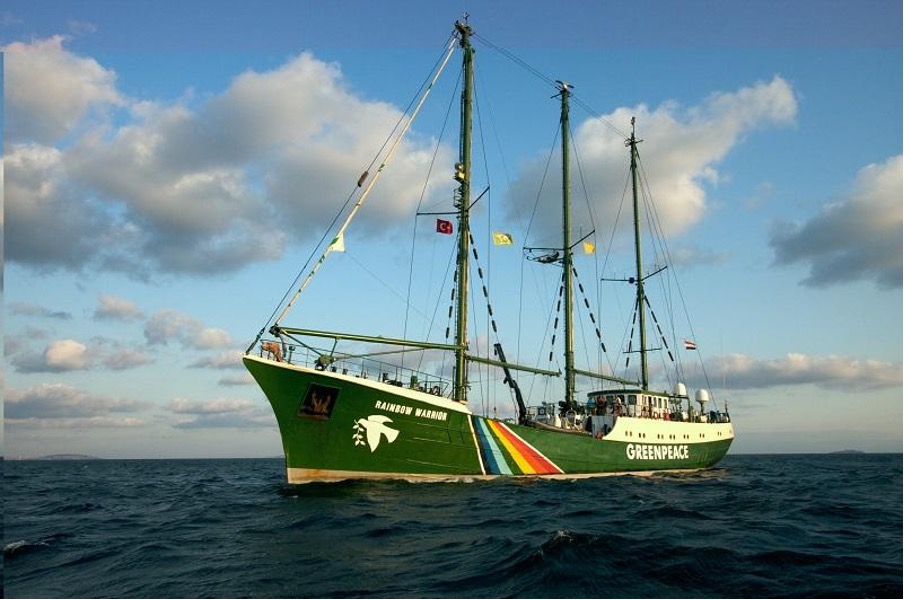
left=3, top=0, right=902, bottom=458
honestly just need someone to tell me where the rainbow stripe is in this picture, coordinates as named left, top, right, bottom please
left=472, top=417, right=563, bottom=475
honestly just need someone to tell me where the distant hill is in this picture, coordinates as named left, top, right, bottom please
left=35, top=454, right=103, bottom=460
left=828, top=449, right=865, bottom=454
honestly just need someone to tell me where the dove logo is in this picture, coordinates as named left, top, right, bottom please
left=353, top=415, right=400, bottom=452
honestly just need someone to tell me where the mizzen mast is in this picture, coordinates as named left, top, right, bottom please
left=627, top=117, right=649, bottom=390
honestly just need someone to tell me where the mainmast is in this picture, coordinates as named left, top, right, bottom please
left=628, top=117, right=649, bottom=389
left=558, top=81, right=576, bottom=410
left=452, top=19, right=474, bottom=403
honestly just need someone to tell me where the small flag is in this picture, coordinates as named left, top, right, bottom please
left=436, top=219, right=453, bottom=234
left=330, top=233, right=345, bottom=252
left=493, top=232, right=513, bottom=246
left=583, top=241, right=595, bottom=254
left=684, top=340, right=697, bottom=350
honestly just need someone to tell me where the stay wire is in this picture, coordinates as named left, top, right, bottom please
left=473, top=30, right=626, bottom=141
left=403, top=64, right=461, bottom=362
left=253, top=31, right=459, bottom=345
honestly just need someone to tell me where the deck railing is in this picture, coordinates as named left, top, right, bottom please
left=255, top=340, right=451, bottom=397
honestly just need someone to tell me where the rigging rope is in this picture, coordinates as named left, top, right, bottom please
left=548, top=274, right=564, bottom=363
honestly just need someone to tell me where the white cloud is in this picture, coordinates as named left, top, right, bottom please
left=168, top=398, right=256, bottom=415
left=143, top=310, right=198, bottom=345
left=508, top=75, right=798, bottom=244
left=770, top=155, right=902, bottom=289
left=6, top=383, right=148, bottom=421
left=44, top=339, right=89, bottom=371
left=8, top=337, right=153, bottom=373
left=218, top=373, right=255, bottom=386
left=167, top=397, right=273, bottom=429
left=3, top=35, right=123, bottom=143
left=190, top=350, right=244, bottom=370
left=102, top=346, right=155, bottom=370
left=194, top=329, right=235, bottom=350
left=4, top=37, right=449, bottom=276
left=5, top=143, right=124, bottom=269
left=144, top=310, right=235, bottom=349
left=94, top=294, right=145, bottom=321
left=709, top=352, right=902, bottom=391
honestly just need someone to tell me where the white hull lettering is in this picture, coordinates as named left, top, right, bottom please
left=375, top=400, right=447, bottom=421
left=414, top=407, right=448, bottom=421
left=375, top=400, right=413, bottom=416
left=626, top=443, right=689, bottom=461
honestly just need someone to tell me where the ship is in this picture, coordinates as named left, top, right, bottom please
left=243, top=19, right=734, bottom=483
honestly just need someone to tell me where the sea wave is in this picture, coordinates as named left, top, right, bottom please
left=3, top=454, right=901, bottom=598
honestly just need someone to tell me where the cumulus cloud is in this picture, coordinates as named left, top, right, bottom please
left=709, top=353, right=902, bottom=391
left=94, top=294, right=145, bottom=321
left=509, top=76, right=797, bottom=244
left=3, top=35, right=123, bottom=143
left=4, top=37, right=449, bottom=277
left=6, top=383, right=148, bottom=427
left=144, top=310, right=234, bottom=349
left=5, top=143, right=125, bottom=270
left=167, top=397, right=273, bottom=429
left=101, top=346, right=155, bottom=370
left=8, top=337, right=153, bottom=373
left=44, top=339, right=90, bottom=370
left=770, top=155, right=902, bottom=289
left=190, top=350, right=244, bottom=369
left=218, top=373, right=255, bottom=386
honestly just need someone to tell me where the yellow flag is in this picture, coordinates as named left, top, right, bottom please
left=583, top=241, right=595, bottom=254
left=493, top=232, right=514, bottom=246
left=330, top=233, right=345, bottom=252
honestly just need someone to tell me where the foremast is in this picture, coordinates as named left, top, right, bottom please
left=452, top=19, right=474, bottom=403
left=558, top=81, right=577, bottom=410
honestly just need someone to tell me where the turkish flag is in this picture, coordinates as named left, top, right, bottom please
left=436, top=219, right=453, bottom=234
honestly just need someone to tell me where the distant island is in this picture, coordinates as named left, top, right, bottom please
left=35, top=454, right=103, bottom=461
left=828, top=449, right=865, bottom=454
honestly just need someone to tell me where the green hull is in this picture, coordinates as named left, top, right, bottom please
left=244, top=355, right=734, bottom=483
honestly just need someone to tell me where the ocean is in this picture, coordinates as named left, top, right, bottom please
left=3, top=454, right=901, bottom=598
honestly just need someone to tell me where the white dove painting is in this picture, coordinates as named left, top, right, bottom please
left=353, top=415, right=400, bottom=452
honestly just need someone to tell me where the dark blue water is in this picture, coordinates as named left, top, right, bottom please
left=3, top=454, right=901, bottom=598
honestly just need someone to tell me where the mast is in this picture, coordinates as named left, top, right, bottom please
left=452, top=19, right=474, bottom=403
left=628, top=117, right=649, bottom=389
left=558, top=81, right=576, bottom=410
